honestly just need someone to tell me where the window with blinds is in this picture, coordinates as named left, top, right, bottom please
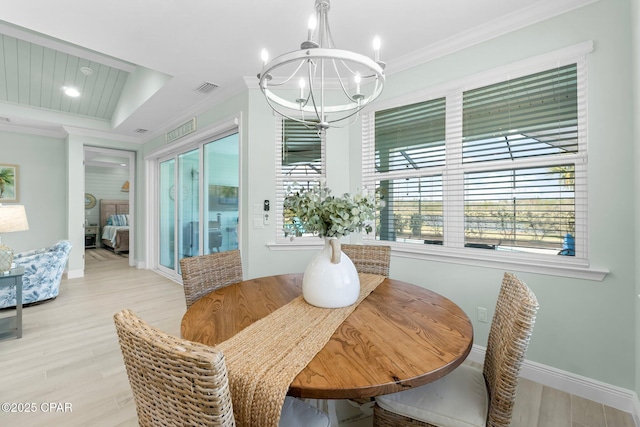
left=377, top=176, right=443, bottom=244
left=362, top=56, right=586, bottom=261
left=276, top=119, right=325, bottom=240
left=464, top=165, right=575, bottom=252
left=375, top=98, right=446, bottom=172
left=282, top=120, right=323, bottom=177
left=463, top=64, right=578, bottom=164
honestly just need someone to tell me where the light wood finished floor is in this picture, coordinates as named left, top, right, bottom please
left=0, top=249, right=635, bottom=427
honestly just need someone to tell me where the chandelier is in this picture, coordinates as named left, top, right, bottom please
left=257, top=0, right=385, bottom=133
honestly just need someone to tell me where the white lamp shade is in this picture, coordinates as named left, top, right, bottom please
left=0, top=205, right=30, bottom=233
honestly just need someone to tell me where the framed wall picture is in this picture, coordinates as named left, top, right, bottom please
left=0, top=164, right=18, bottom=203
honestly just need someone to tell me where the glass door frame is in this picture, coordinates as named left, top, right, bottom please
left=144, top=117, right=242, bottom=282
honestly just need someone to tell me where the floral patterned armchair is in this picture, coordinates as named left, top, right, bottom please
left=0, top=240, right=72, bottom=309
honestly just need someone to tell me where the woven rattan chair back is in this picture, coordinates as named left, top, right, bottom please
left=180, top=250, right=243, bottom=309
left=372, top=272, right=538, bottom=427
left=341, top=244, right=391, bottom=277
left=482, top=272, right=538, bottom=426
left=113, top=309, right=235, bottom=427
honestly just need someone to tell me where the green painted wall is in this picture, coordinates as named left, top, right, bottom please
left=345, top=0, right=635, bottom=389
left=0, top=129, right=67, bottom=252
left=632, top=0, right=640, bottom=401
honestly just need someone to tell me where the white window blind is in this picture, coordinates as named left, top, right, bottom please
left=275, top=118, right=325, bottom=242
left=464, top=165, right=575, bottom=253
left=375, top=98, right=446, bottom=172
left=463, top=64, right=579, bottom=163
left=377, top=176, right=444, bottom=244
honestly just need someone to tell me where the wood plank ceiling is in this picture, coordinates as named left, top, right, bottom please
left=0, top=33, right=129, bottom=121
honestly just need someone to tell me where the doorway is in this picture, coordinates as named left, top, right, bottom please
left=83, top=147, right=135, bottom=267
left=154, top=131, right=239, bottom=280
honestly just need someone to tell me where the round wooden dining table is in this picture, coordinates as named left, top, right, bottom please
left=181, top=273, right=473, bottom=400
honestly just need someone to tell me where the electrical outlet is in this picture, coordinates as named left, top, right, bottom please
left=477, top=307, right=488, bottom=323
left=263, top=213, right=270, bottom=225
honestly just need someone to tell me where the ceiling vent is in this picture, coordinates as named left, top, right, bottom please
left=134, top=128, right=148, bottom=133
left=195, top=81, right=218, bottom=94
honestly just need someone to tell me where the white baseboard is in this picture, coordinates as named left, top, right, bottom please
left=468, top=345, right=640, bottom=425
left=66, top=269, right=84, bottom=279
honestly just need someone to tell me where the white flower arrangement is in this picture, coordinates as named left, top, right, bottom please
left=283, top=182, right=384, bottom=239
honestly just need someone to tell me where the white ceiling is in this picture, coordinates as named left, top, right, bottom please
left=0, top=0, right=596, bottom=143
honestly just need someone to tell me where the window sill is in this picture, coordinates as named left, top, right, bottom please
left=391, top=244, right=608, bottom=281
left=267, top=240, right=609, bottom=281
left=267, top=240, right=325, bottom=251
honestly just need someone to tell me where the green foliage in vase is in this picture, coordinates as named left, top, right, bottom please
left=284, top=182, right=384, bottom=239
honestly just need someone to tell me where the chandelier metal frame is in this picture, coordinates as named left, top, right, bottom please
left=257, top=0, right=385, bottom=132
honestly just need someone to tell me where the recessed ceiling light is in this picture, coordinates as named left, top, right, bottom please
left=63, top=86, right=80, bottom=97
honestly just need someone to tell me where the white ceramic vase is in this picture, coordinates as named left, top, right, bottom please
left=302, top=237, right=360, bottom=308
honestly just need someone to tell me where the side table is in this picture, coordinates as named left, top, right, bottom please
left=85, top=225, right=99, bottom=248
left=0, top=266, right=25, bottom=339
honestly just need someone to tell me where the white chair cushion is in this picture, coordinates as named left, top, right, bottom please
left=279, top=396, right=331, bottom=427
left=375, top=364, right=488, bottom=427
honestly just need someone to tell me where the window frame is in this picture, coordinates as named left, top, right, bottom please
left=362, top=41, right=608, bottom=281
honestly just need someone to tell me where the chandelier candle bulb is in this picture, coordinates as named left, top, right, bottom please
left=373, top=36, right=381, bottom=62
left=308, top=14, right=317, bottom=40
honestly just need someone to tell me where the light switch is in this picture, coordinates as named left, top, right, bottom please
left=477, top=307, right=488, bottom=323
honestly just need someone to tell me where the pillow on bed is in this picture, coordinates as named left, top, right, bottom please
left=108, top=214, right=129, bottom=226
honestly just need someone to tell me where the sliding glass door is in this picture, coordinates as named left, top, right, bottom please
left=157, top=132, right=239, bottom=278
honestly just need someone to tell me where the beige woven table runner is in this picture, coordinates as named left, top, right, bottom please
left=217, top=273, right=385, bottom=427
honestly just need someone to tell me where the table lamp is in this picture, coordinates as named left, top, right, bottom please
left=0, top=204, right=30, bottom=272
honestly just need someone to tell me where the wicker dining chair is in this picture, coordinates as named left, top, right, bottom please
left=114, top=309, right=330, bottom=427
left=180, top=249, right=243, bottom=309
left=114, top=308, right=235, bottom=426
left=341, top=244, right=391, bottom=277
left=374, top=272, right=539, bottom=427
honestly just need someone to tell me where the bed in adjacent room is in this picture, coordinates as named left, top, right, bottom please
left=100, top=199, right=130, bottom=253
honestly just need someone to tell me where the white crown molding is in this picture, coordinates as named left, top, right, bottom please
left=387, top=0, right=600, bottom=75
left=243, top=76, right=259, bottom=90
left=0, top=121, right=66, bottom=138
left=468, top=345, right=640, bottom=422
left=61, top=125, right=144, bottom=144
